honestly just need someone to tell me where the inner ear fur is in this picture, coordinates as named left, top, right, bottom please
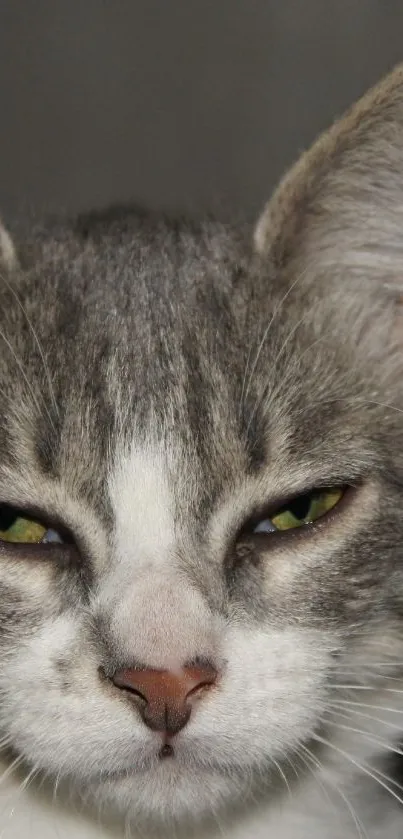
left=254, top=63, right=403, bottom=294
left=0, top=219, right=18, bottom=272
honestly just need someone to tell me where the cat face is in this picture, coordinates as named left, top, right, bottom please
left=1, top=67, right=403, bottom=831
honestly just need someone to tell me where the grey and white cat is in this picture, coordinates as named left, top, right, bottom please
left=0, top=64, right=403, bottom=839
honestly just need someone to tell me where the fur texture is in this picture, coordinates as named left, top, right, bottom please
left=1, top=65, right=403, bottom=838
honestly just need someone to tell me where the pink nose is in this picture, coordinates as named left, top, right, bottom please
left=112, top=664, right=218, bottom=735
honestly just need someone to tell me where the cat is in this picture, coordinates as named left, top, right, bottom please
left=0, top=62, right=403, bottom=839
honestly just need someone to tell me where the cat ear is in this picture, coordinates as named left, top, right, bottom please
left=0, top=219, right=18, bottom=271
left=254, top=64, right=403, bottom=295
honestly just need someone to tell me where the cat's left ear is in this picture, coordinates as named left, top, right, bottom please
left=0, top=219, right=18, bottom=271
left=254, top=63, right=403, bottom=297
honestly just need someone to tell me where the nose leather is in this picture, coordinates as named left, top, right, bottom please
left=112, top=664, right=217, bottom=735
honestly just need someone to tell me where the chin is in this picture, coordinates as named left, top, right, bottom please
left=89, top=760, right=254, bottom=828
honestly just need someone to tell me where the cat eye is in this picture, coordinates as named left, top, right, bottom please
left=0, top=504, right=63, bottom=545
left=252, top=487, right=344, bottom=535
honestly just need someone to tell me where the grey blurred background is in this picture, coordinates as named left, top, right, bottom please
left=1, top=1, right=403, bottom=223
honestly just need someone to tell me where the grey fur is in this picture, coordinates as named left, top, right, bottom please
left=1, top=65, right=403, bottom=838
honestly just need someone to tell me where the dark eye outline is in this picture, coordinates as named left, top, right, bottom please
left=0, top=503, right=75, bottom=550
left=236, top=484, right=352, bottom=547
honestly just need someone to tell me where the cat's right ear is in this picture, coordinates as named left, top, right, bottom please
left=253, top=63, right=403, bottom=301
left=0, top=219, right=18, bottom=272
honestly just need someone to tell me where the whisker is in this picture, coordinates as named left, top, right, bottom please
left=327, top=703, right=403, bottom=732
left=331, top=674, right=403, bottom=684
left=246, top=307, right=317, bottom=438
left=330, top=685, right=403, bottom=694
left=299, top=742, right=369, bottom=839
left=0, top=326, right=56, bottom=435
left=0, top=327, right=45, bottom=419
left=326, top=699, right=403, bottom=715
left=0, top=765, right=41, bottom=838
left=324, top=718, right=403, bottom=760
left=0, top=755, right=31, bottom=832
left=238, top=342, right=254, bottom=420
left=271, top=757, right=292, bottom=799
left=297, top=745, right=333, bottom=807
left=329, top=685, right=379, bottom=691
left=241, top=268, right=307, bottom=413
left=336, top=663, right=403, bottom=668
left=52, top=767, right=62, bottom=804
left=12, top=764, right=39, bottom=800
left=364, top=400, right=403, bottom=416
left=313, top=733, right=403, bottom=807
left=283, top=751, right=301, bottom=783
left=0, top=268, right=59, bottom=421
left=0, top=755, right=26, bottom=787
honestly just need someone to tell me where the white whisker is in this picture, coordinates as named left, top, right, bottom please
left=0, top=755, right=26, bottom=787
left=325, top=718, right=403, bottom=758
left=327, top=703, right=403, bottom=732
left=246, top=305, right=317, bottom=437
left=272, top=757, right=292, bottom=798
left=364, top=399, right=403, bottom=415
left=314, top=733, right=403, bottom=807
left=241, top=268, right=307, bottom=413
left=299, top=742, right=369, bottom=839
left=331, top=685, right=403, bottom=694
left=0, top=327, right=45, bottom=419
left=327, top=699, right=403, bottom=715
left=0, top=269, right=59, bottom=421
left=238, top=342, right=253, bottom=420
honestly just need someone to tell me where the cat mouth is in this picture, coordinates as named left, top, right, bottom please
left=92, top=745, right=239, bottom=783
left=91, top=742, right=183, bottom=783
left=158, top=742, right=175, bottom=759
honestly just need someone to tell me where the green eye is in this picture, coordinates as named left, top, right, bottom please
left=253, top=488, right=344, bottom=535
left=0, top=504, right=65, bottom=544
left=0, top=505, right=47, bottom=543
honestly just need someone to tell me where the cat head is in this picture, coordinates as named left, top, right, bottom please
left=1, top=65, right=403, bottom=831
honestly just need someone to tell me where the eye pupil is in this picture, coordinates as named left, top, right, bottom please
left=287, top=494, right=312, bottom=521
left=0, top=505, right=18, bottom=532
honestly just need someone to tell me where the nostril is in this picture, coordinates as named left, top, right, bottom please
left=112, top=673, right=148, bottom=704
left=185, top=678, right=215, bottom=700
left=110, top=663, right=218, bottom=735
